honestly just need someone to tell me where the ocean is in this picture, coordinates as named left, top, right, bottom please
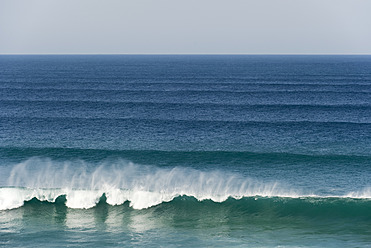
left=0, top=55, right=370, bottom=247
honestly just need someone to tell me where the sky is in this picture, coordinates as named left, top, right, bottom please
left=0, top=0, right=371, bottom=54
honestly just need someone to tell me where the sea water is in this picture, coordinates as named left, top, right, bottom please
left=0, top=55, right=370, bottom=247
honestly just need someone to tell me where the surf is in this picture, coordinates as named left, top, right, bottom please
left=1, top=157, right=371, bottom=211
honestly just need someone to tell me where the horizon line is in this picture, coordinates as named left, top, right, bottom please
left=1, top=53, right=371, bottom=56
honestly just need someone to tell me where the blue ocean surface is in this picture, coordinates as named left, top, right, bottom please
left=0, top=55, right=370, bottom=247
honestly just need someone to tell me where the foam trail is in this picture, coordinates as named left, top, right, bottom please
left=345, top=187, right=371, bottom=198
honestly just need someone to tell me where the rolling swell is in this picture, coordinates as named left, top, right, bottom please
left=1, top=147, right=370, bottom=165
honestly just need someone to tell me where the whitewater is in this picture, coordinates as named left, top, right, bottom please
left=1, top=157, right=370, bottom=211
left=1, top=158, right=300, bottom=210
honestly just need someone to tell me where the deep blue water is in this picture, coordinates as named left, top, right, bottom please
left=0, top=55, right=371, bottom=247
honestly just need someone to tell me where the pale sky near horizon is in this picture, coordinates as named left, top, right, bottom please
left=0, top=0, right=370, bottom=54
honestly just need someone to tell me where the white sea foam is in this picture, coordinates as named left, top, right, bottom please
left=345, top=187, right=371, bottom=198
left=0, top=187, right=65, bottom=210
left=1, top=157, right=369, bottom=211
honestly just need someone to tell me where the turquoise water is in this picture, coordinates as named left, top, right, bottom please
left=0, top=55, right=371, bottom=247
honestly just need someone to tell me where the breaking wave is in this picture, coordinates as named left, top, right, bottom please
left=1, top=157, right=297, bottom=210
left=1, top=157, right=370, bottom=211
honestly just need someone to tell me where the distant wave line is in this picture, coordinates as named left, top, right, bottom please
left=1, top=147, right=371, bottom=160
left=1, top=88, right=371, bottom=94
left=1, top=88, right=369, bottom=94
left=1, top=99, right=370, bottom=108
left=1, top=116, right=371, bottom=125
